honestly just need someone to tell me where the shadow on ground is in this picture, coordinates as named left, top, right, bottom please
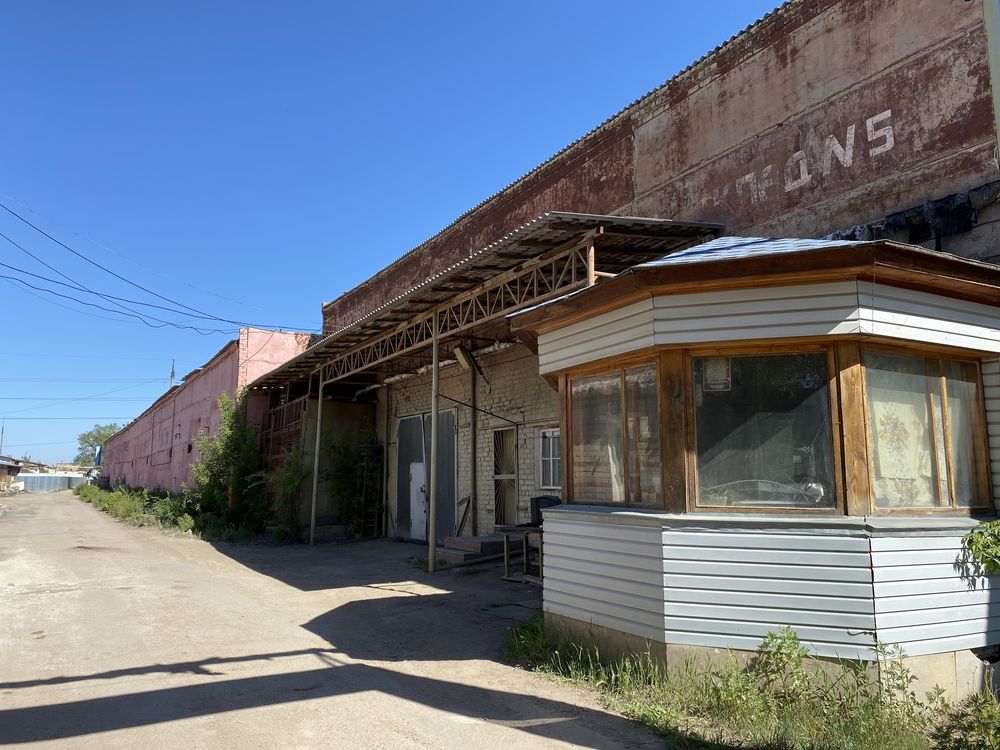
left=0, top=537, right=745, bottom=748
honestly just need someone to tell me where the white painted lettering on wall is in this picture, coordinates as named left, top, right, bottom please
left=719, top=110, right=895, bottom=209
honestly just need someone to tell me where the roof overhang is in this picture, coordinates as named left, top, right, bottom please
left=250, top=212, right=721, bottom=390
left=510, top=239, right=1000, bottom=335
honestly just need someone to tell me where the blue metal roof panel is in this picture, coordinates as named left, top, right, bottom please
left=636, top=236, right=870, bottom=268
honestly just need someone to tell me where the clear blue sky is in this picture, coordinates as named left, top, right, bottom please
left=1, top=0, right=781, bottom=464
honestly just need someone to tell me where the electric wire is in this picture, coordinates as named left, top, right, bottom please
left=0, top=198, right=318, bottom=332
left=0, top=273, right=238, bottom=334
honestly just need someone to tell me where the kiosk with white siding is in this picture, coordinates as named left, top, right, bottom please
left=511, top=236, right=1000, bottom=699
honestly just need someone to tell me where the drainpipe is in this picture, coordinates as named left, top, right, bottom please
left=428, top=313, right=440, bottom=572
left=309, top=376, right=324, bottom=546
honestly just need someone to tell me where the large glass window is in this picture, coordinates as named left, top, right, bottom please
left=864, top=350, right=987, bottom=509
left=692, top=352, right=836, bottom=509
left=571, top=364, right=660, bottom=505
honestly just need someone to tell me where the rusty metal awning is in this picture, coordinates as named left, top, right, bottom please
left=250, top=212, right=720, bottom=390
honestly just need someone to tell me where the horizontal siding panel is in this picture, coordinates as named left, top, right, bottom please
left=888, top=629, right=1000, bottom=657
left=870, top=549, right=961, bottom=567
left=664, top=545, right=870, bottom=567
left=662, top=629, right=873, bottom=659
left=651, top=281, right=860, bottom=308
left=665, top=573, right=873, bottom=598
left=546, top=578, right=663, bottom=614
left=664, top=559, right=872, bottom=583
left=875, top=589, right=995, bottom=613
left=545, top=600, right=664, bottom=642
left=545, top=544, right=662, bottom=570
left=860, top=282, right=1000, bottom=331
left=662, top=616, right=875, bottom=647
left=666, top=586, right=874, bottom=614
left=869, top=536, right=963, bottom=552
left=653, top=321, right=859, bottom=346
left=877, top=603, right=998, bottom=629
left=662, top=531, right=870, bottom=553
left=667, top=602, right=874, bottom=630
left=865, top=320, right=1000, bottom=353
left=548, top=535, right=664, bottom=559
left=872, top=563, right=974, bottom=583
left=650, top=283, right=862, bottom=346
left=552, top=567, right=664, bottom=599
left=877, top=615, right=1000, bottom=645
left=547, top=556, right=665, bottom=587
left=547, top=521, right=663, bottom=546
left=546, top=589, right=664, bottom=631
left=874, top=576, right=993, bottom=597
left=541, top=299, right=654, bottom=345
left=538, top=299, right=654, bottom=374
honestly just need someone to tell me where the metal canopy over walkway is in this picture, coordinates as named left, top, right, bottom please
left=249, top=212, right=721, bottom=562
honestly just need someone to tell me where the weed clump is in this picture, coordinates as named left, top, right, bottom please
left=505, top=616, right=995, bottom=750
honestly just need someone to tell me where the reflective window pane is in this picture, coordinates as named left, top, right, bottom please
left=693, top=353, right=836, bottom=508
left=571, top=373, right=624, bottom=503
left=625, top=365, right=661, bottom=504
left=945, top=360, right=980, bottom=508
left=864, top=351, right=945, bottom=508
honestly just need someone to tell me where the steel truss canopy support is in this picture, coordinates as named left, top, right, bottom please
left=250, top=212, right=721, bottom=395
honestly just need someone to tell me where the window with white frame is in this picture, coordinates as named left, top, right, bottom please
left=538, top=428, right=561, bottom=490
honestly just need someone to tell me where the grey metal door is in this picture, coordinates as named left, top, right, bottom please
left=395, top=410, right=456, bottom=541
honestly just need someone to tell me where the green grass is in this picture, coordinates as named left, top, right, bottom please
left=505, top=615, right=999, bottom=750
left=73, top=484, right=267, bottom=543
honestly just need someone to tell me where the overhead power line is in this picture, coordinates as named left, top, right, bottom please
left=0, top=417, right=135, bottom=420
left=0, top=397, right=152, bottom=401
left=0, top=273, right=236, bottom=335
left=0, top=198, right=318, bottom=333
left=1, top=379, right=167, bottom=417
left=0, top=378, right=168, bottom=383
left=0, top=256, right=242, bottom=333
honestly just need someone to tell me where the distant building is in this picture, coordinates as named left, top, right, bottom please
left=102, top=328, right=311, bottom=494
left=0, top=456, right=21, bottom=487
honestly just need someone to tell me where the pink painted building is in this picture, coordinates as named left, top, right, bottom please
left=102, top=328, right=311, bottom=493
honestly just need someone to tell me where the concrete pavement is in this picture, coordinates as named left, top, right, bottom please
left=0, top=491, right=660, bottom=749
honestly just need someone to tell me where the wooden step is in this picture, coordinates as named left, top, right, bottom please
left=442, top=534, right=505, bottom=555
left=435, top=547, right=488, bottom=565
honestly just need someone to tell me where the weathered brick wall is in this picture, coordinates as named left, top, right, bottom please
left=382, top=344, right=560, bottom=537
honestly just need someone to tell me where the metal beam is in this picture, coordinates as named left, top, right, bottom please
left=319, top=233, right=598, bottom=385
left=309, top=383, right=324, bottom=546
left=427, top=313, right=439, bottom=573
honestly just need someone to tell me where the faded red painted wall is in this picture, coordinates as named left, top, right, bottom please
left=102, top=329, right=310, bottom=494
left=321, top=0, right=999, bottom=334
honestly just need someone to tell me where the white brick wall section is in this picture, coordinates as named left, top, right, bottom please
left=384, top=344, right=560, bottom=536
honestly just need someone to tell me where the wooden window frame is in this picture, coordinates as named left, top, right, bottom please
left=859, top=344, right=994, bottom=515
left=537, top=426, right=561, bottom=491
left=559, top=339, right=994, bottom=516
left=564, top=357, right=664, bottom=510
left=685, top=343, right=845, bottom=515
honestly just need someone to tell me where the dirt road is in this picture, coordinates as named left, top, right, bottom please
left=0, top=491, right=658, bottom=749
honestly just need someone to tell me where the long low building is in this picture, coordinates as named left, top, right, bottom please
left=102, top=328, right=311, bottom=494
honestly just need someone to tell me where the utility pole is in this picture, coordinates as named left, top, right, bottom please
left=0, top=418, right=5, bottom=456
left=169, top=359, right=176, bottom=388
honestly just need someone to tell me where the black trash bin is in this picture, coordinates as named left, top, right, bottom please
left=529, top=495, right=561, bottom=527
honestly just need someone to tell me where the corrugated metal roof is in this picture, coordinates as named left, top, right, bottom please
left=635, top=236, right=869, bottom=268
left=252, top=212, right=720, bottom=389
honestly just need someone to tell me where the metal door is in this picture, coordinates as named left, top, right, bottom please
left=395, top=415, right=424, bottom=539
left=408, top=461, right=427, bottom=541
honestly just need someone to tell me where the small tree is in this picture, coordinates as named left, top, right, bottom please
left=75, top=423, right=121, bottom=465
left=187, top=390, right=267, bottom=531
